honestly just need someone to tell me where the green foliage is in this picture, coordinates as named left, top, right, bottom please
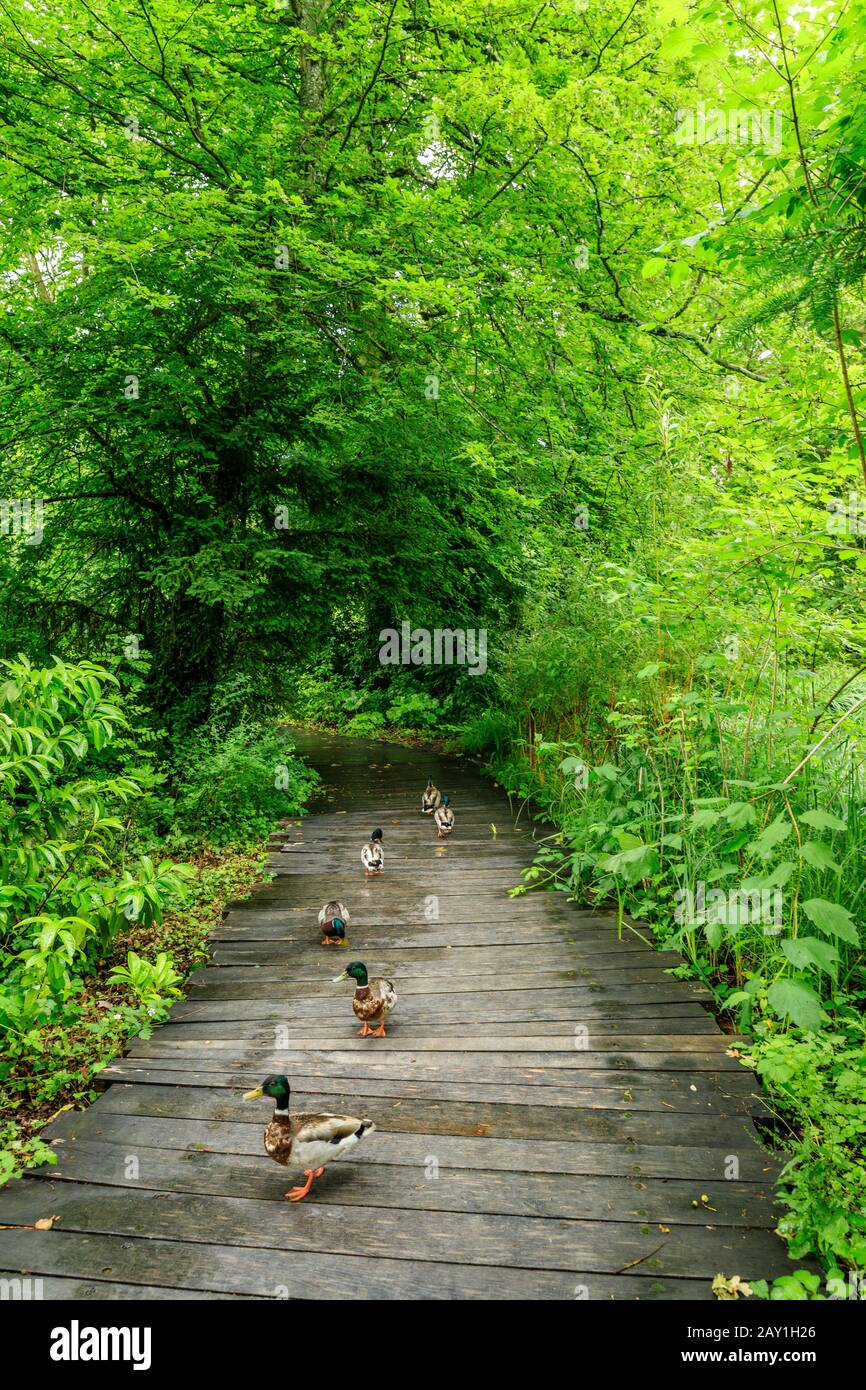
left=748, top=1270, right=825, bottom=1302
left=0, top=1123, right=56, bottom=1187
left=0, top=842, right=267, bottom=1185
left=286, top=659, right=458, bottom=741
left=749, top=1024, right=866, bottom=1271
left=0, top=656, right=193, bottom=1034
left=475, top=491, right=866, bottom=1281
left=106, top=950, right=184, bottom=1016
left=0, top=656, right=316, bottom=1183
left=165, top=719, right=319, bottom=848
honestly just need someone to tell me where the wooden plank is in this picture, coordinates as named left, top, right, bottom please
left=0, top=1270, right=258, bottom=1300
left=0, top=1230, right=712, bottom=1300
left=31, top=1139, right=779, bottom=1227
left=126, top=1033, right=740, bottom=1055
left=0, top=1183, right=791, bottom=1279
left=169, top=997, right=715, bottom=1025
left=185, top=976, right=713, bottom=1003
left=96, top=1075, right=761, bottom=1119
left=212, top=924, right=656, bottom=949
left=46, top=1094, right=763, bottom=1152
left=202, top=960, right=681, bottom=986
left=149, top=1016, right=723, bottom=1039
left=208, top=947, right=682, bottom=975
left=96, top=1057, right=760, bottom=1102
left=105, top=1047, right=746, bottom=1077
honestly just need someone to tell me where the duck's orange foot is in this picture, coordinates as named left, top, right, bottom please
left=357, top=1022, right=372, bottom=1036
left=371, top=1022, right=387, bottom=1037
left=286, top=1169, right=317, bottom=1202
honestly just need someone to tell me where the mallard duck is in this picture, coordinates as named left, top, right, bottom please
left=333, top=961, right=397, bottom=1037
left=434, top=794, right=454, bottom=837
left=243, top=1075, right=374, bottom=1201
left=421, top=777, right=441, bottom=814
left=361, top=827, right=384, bottom=876
left=318, top=899, right=350, bottom=946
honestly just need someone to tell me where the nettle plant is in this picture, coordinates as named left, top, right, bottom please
left=0, top=655, right=192, bottom=1032
left=523, top=671, right=863, bottom=1034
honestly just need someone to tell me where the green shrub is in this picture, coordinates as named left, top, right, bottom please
left=344, top=710, right=386, bottom=736
left=385, top=690, right=447, bottom=732
left=461, top=709, right=514, bottom=759
left=107, top=949, right=184, bottom=1015
left=166, top=720, right=319, bottom=847
left=0, top=655, right=193, bottom=1035
left=0, top=1123, right=56, bottom=1186
left=748, top=1024, right=866, bottom=1271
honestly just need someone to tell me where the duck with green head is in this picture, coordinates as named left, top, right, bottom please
left=333, top=960, right=397, bottom=1037
left=318, top=898, right=350, bottom=946
left=242, top=1074, right=374, bottom=1201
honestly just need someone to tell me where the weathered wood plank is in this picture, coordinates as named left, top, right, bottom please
left=96, top=1075, right=761, bottom=1118
left=105, top=1048, right=746, bottom=1079
left=186, top=976, right=714, bottom=1003
left=0, top=1182, right=789, bottom=1279
left=96, top=1057, right=761, bottom=1103
left=170, top=995, right=712, bottom=1024
left=0, top=1230, right=712, bottom=1300
left=147, top=1016, right=722, bottom=1039
left=0, top=1270, right=258, bottom=1300
left=125, top=1033, right=741, bottom=1056
left=30, top=1140, right=778, bottom=1227
left=208, top=948, right=682, bottom=977
left=45, top=1095, right=764, bottom=1152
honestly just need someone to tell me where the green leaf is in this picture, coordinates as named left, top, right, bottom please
left=670, top=260, right=690, bottom=289
left=689, top=807, right=720, bottom=832
left=800, top=840, right=841, bottom=873
left=767, top=979, right=823, bottom=1031
left=593, top=763, right=620, bottom=782
left=721, top=801, right=757, bottom=829
left=802, top=899, right=859, bottom=946
left=747, top=815, right=792, bottom=859
left=724, top=990, right=751, bottom=1007
left=799, top=810, right=846, bottom=832
left=602, top=844, right=660, bottom=885
left=658, top=26, right=699, bottom=59
left=780, top=936, right=839, bottom=977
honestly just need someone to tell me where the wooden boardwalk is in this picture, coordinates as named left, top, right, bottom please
left=0, top=731, right=792, bottom=1299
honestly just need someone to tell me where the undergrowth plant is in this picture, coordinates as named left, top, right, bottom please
left=0, top=655, right=193, bottom=1035
left=473, top=501, right=866, bottom=1281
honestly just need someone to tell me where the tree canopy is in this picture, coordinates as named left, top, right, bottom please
left=1, top=0, right=861, bottom=722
